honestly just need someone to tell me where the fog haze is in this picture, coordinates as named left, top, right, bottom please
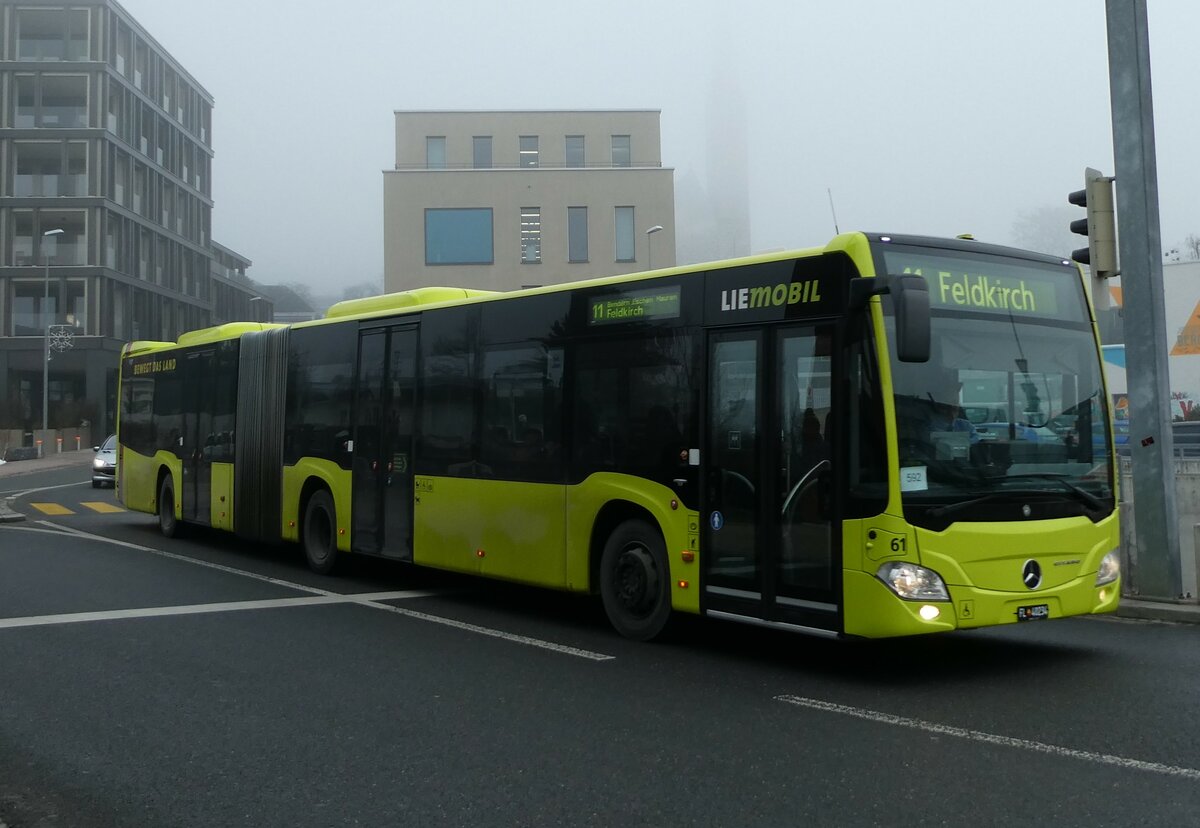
left=117, top=0, right=1200, bottom=298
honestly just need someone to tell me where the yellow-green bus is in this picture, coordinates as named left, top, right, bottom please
left=117, top=232, right=1121, bottom=640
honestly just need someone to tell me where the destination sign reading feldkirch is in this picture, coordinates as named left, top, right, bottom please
left=908, top=269, right=1060, bottom=316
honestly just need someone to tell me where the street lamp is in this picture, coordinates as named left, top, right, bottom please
left=645, top=225, right=663, bottom=271
left=41, top=228, right=64, bottom=449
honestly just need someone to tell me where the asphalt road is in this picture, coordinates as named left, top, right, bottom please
left=1, top=464, right=1199, bottom=827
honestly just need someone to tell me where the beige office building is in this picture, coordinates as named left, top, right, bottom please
left=384, top=110, right=675, bottom=293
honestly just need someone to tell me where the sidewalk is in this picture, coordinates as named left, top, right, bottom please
left=0, top=448, right=95, bottom=480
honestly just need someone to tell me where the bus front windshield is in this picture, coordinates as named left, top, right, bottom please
left=880, top=246, right=1114, bottom=521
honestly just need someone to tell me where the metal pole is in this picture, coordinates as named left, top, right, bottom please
left=42, top=250, right=49, bottom=441
left=40, top=228, right=63, bottom=448
left=1106, top=0, right=1183, bottom=598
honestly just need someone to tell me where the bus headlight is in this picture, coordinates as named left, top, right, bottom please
left=876, top=562, right=950, bottom=602
left=1095, top=550, right=1121, bottom=586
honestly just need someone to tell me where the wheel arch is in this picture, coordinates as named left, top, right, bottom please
left=588, top=500, right=662, bottom=596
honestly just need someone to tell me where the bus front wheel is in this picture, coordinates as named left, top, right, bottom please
left=600, top=519, right=671, bottom=641
left=158, top=475, right=179, bottom=538
left=303, top=490, right=340, bottom=575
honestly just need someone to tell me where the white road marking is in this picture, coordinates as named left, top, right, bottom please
left=1, top=523, right=616, bottom=661
left=776, top=695, right=1200, bottom=781
left=0, top=592, right=435, bottom=630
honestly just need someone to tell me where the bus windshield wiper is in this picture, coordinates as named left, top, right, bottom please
left=926, top=491, right=1023, bottom=519
left=982, top=472, right=1105, bottom=511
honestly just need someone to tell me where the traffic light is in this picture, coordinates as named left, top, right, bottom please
left=1068, top=167, right=1118, bottom=278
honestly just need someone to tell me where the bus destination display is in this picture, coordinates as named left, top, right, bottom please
left=589, top=286, right=681, bottom=326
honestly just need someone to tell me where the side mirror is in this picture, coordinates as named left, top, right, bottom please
left=93, top=446, right=100, bottom=452
left=847, top=275, right=931, bottom=363
left=891, top=275, right=931, bottom=363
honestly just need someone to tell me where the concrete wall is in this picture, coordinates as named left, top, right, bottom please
left=1120, top=458, right=1200, bottom=599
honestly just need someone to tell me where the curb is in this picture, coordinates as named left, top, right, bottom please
left=1116, top=599, right=1200, bottom=625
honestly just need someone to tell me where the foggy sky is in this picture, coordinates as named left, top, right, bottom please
left=118, top=0, right=1200, bottom=298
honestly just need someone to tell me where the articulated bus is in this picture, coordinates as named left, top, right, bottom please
left=117, top=232, right=1121, bottom=640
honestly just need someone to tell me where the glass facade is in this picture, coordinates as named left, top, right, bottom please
left=615, top=206, right=635, bottom=262
left=566, top=135, right=584, bottom=167
left=473, top=136, right=492, bottom=169
left=611, top=135, right=631, bottom=167
left=0, top=0, right=255, bottom=436
left=426, top=136, right=446, bottom=169
left=520, top=207, right=541, bottom=264
left=519, top=135, right=539, bottom=167
left=425, top=208, right=494, bottom=265
left=568, top=207, right=588, bottom=262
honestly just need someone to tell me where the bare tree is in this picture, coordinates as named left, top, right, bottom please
left=1011, top=205, right=1080, bottom=258
left=341, top=278, right=384, bottom=301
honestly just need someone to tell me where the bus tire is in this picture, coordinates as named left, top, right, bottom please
left=600, top=519, right=672, bottom=641
left=303, top=490, right=340, bottom=575
left=158, top=474, right=180, bottom=538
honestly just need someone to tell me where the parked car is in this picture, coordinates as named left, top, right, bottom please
left=92, top=434, right=117, bottom=487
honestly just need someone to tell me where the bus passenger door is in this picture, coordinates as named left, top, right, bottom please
left=382, top=326, right=416, bottom=561
left=352, top=325, right=416, bottom=560
left=181, top=349, right=213, bottom=525
left=352, top=330, right=386, bottom=555
left=704, top=325, right=839, bottom=633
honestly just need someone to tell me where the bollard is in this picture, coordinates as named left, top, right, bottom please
left=35, top=438, right=43, bottom=459
left=56, top=436, right=62, bottom=454
left=75, top=435, right=81, bottom=451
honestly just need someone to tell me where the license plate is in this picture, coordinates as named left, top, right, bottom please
left=1016, top=604, right=1050, bottom=622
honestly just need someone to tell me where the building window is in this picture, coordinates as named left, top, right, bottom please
left=521, top=207, right=541, bottom=264
left=473, top=136, right=492, bottom=169
left=426, top=136, right=446, bottom=169
left=611, top=135, right=631, bottom=167
left=519, top=136, right=539, bottom=168
left=9, top=209, right=86, bottom=267
left=568, top=207, right=588, bottom=263
left=16, top=8, right=89, bottom=61
left=13, top=141, right=87, bottom=197
left=425, top=208, right=493, bottom=265
left=15, top=74, right=89, bottom=128
left=615, top=207, right=635, bottom=262
left=566, top=135, right=585, bottom=168
left=10, top=278, right=89, bottom=336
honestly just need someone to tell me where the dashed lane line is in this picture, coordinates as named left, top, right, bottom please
left=776, top=694, right=1200, bottom=781
left=1, top=522, right=616, bottom=662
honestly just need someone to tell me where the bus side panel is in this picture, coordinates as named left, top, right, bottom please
left=119, top=448, right=160, bottom=516
left=281, top=460, right=352, bottom=552
left=210, top=462, right=234, bottom=532
left=564, top=473, right=700, bottom=615
left=413, top=476, right=566, bottom=586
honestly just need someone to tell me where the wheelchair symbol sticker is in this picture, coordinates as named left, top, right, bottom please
left=710, top=511, right=724, bottom=531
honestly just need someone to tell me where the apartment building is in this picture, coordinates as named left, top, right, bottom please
left=384, top=110, right=675, bottom=293
left=0, top=0, right=261, bottom=441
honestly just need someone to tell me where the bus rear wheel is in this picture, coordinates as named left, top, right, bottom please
left=303, top=490, right=340, bottom=575
left=158, top=474, right=179, bottom=538
left=600, top=519, right=671, bottom=641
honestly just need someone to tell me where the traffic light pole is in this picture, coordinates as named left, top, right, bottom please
left=1106, top=0, right=1184, bottom=599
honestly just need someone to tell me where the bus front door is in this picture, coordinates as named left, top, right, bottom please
left=705, top=325, right=839, bottom=634
left=352, top=325, right=416, bottom=560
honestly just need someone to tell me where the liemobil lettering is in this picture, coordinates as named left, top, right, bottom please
left=720, top=280, right=822, bottom=312
left=937, top=273, right=1037, bottom=312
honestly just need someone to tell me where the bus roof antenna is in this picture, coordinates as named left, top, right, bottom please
left=827, top=188, right=840, bottom=235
